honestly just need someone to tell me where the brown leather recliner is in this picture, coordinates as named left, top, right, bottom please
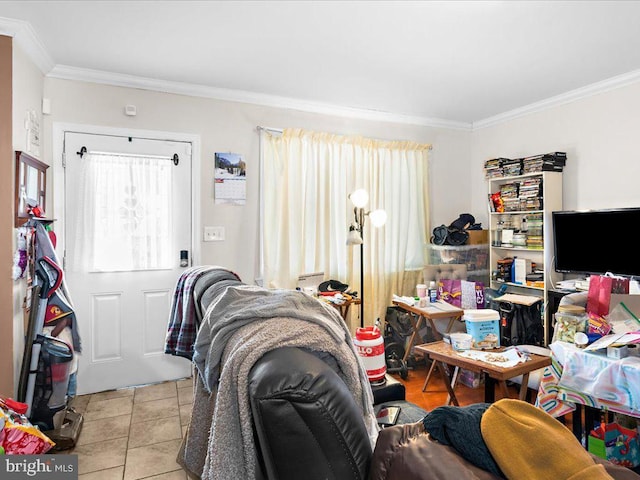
left=248, top=347, right=428, bottom=480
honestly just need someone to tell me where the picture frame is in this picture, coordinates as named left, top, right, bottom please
left=15, top=150, right=48, bottom=226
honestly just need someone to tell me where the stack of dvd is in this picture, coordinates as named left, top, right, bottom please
left=519, top=177, right=542, bottom=208
left=522, top=152, right=566, bottom=173
left=501, top=158, right=522, bottom=177
left=484, top=158, right=508, bottom=178
left=499, top=182, right=519, bottom=200
left=525, top=213, right=543, bottom=249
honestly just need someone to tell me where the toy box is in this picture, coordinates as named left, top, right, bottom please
left=588, top=422, right=640, bottom=468
left=457, top=368, right=484, bottom=389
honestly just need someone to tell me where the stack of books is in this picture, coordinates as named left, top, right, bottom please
left=485, top=152, right=566, bottom=178
left=484, top=158, right=508, bottom=178
left=499, top=182, right=520, bottom=211
left=519, top=177, right=541, bottom=198
left=522, top=152, right=566, bottom=173
left=518, top=177, right=543, bottom=211
left=525, top=213, right=543, bottom=249
left=502, top=158, right=523, bottom=177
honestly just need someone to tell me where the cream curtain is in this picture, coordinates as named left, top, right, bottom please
left=70, top=152, right=173, bottom=272
left=261, top=128, right=431, bottom=330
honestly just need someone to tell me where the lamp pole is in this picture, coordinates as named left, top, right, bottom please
left=348, top=189, right=385, bottom=330
left=359, top=242, right=365, bottom=328
left=357, top=207, right=365, bottom=328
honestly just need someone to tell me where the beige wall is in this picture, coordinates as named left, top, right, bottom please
left=43, top=78, right=472, bottom=283
left=0, top=35, right=13, bottom=397
left=10, top=51, right=640, bottom=397
left=470, top=82, right=640, bottom=228
left=3, top=43, right=45, bottom=397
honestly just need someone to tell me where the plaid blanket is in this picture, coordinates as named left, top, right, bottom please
left=164, top=266, right=240, bottom=359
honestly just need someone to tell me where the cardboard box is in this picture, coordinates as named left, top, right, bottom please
left=467, top=230, right=488, bottom=245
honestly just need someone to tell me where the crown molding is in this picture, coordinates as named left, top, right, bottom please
left=0, top=16, right=54, bottom=74
left=6, top=14, right=639, bottom=131
left=48, top=64, right=471, bottom=131
left=473, top=68, right=640, bottom=129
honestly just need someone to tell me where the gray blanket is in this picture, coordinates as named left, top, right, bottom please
left=193, top=285, right=352, bottom=392
left=182, top=285, right=378, bottom=479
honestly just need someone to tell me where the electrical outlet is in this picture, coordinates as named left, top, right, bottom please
left=204, top=226, right=225, bottom=242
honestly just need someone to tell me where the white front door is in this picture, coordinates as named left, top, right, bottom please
left=63, top=131, right=192, bottom=395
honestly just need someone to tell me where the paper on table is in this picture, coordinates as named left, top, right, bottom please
left=611, top=333, right=640, bottom=346
left=606, top=301, right=640, bottom=335
left=584, top=334, right=625, bottom=351
left=429, top=300, right=463, bottom=312
left=456, top=348, right=526, bottom=368
left=392, top=294, right=416, bottom=306
left=493, top=293, right=542, bottom=306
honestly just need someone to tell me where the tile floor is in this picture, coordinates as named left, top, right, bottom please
left=60, top=377, right=193, bottom=480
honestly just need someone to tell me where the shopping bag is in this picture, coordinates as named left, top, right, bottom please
left=587, top=274, right=630, bottom=317
left=438, top=279, right=484, bottom=309
left=588, top=422, right=640, bottom=468
left=437, top=279, right=461, bottom=307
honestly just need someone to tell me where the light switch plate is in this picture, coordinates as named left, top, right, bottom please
left=204, top=226, right=225, bottom=242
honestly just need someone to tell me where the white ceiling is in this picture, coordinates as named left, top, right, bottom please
left=2, top=1, right=640, bottom=128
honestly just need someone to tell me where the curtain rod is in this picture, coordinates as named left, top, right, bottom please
left=76, top=147, right=180, bottom=164
left=257, top=126, right=284, bottom=134
left=257, top=126, right=433, bottom=150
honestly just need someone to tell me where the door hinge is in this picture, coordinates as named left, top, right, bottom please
left=62, top=152, right=66, bottom=168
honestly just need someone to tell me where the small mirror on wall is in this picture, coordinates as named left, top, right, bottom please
left=15, top=150, right=48, bottom=227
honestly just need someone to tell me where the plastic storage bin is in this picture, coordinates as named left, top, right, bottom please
left=426, top=244, right=489, bottom=285
left=552, top=304, right=587, bottom=344
left=464, top=309, right=500, bottom=349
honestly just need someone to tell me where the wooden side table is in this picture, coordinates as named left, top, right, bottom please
left=331, top=297, right=361, bottom=321
left=415, top=341, right=551, bottom=405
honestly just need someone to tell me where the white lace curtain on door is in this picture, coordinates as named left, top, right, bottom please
left=70, top=152, right=173, bottom=272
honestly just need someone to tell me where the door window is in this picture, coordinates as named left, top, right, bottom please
left=70, top=152, right=173, bottom=272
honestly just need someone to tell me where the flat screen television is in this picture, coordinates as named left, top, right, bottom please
left=552, top=207, right=640, bottom=278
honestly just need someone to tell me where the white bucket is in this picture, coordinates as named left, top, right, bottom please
left=450, top=333, right=473, bottom=351
left=463, top=309, right=500, bottom=349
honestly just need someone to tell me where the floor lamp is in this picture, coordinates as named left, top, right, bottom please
left=347, top=189, right=387, bottom=328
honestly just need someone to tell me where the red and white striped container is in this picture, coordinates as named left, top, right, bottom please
left=354, top=326, right=386, bottom=384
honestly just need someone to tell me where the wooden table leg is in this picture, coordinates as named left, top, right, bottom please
left=444, top=317, right=456, bottom=334
left=402, top=315, right=424, bottom=363
left=498, top=380, right=510, bottom=400
left=340, top=304, right=350, bottom=321
left=421, top=359, right=437, bottom=392
left=435, top=361, right=459, bottom=406
left=518, top=373, right=531, bottom=401
left=426, top=318, right=443, bottom=341
left=445, top=366, right=460, bottom=405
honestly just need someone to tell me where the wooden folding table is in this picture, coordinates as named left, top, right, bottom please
left=415, top=341, right=551, bottom=405
left=391, top=300, right=464, bottom=390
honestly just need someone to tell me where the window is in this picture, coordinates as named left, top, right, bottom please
left=70, top=152, right=173, bottom=272
left=260, top=128, right=431, bottom=326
